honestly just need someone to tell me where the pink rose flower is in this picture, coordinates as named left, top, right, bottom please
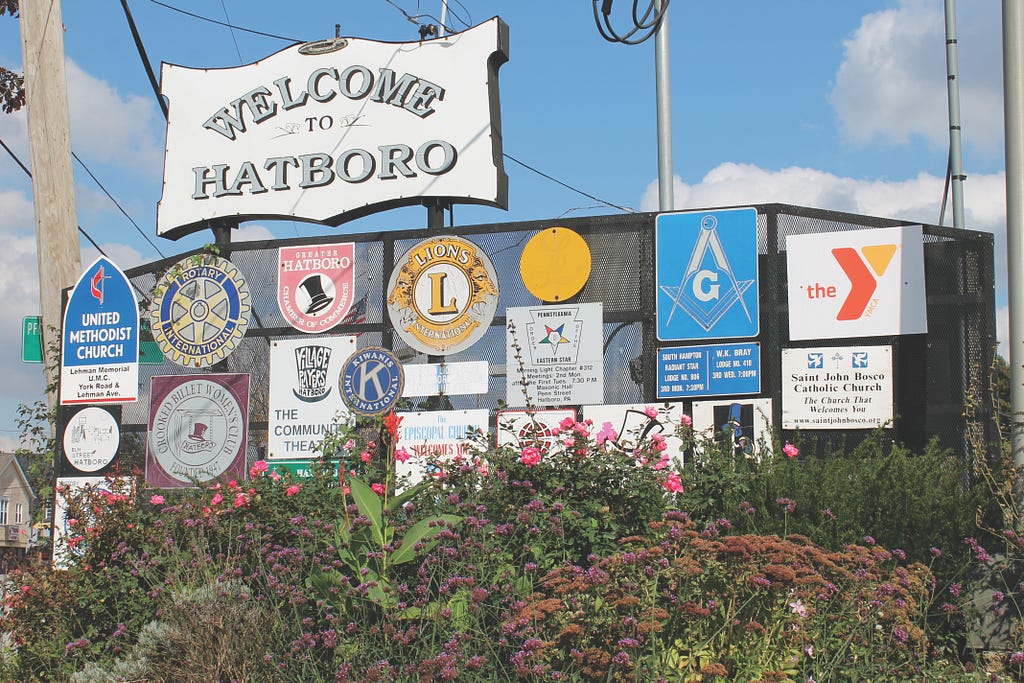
left=285, top=484, right=301, bottom=497
left=371, top=482, right=385, bottom=495
left=394, top=447, right=411, bottom=463
left=663, top=471, right=684, bottom=493
left=210, top=492, right=224, bottom=506
left=233, top=492, right=248, bottom=508
left=360, top=451, right=371, bottom=463
left=680, top=414, right=693, bottom=427
left=520, top=446, right=542, bottom=467
left=249, top=460, right=268, bottom=477
left=268, top=470, right=282, bottom=482
left=149, top=494, right=165, bottom=505
left=644, top=405, right=659, bottom=419
left=783, top=443, right=799, bottom=459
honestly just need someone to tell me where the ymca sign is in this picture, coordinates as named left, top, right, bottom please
left=157, top=19, right=509, bottom=239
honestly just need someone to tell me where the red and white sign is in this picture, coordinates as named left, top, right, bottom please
left=278, top=243, right=355, bottom=333
left=157, top=19, right=508, bottom=239
left=786, top=226, right=927, bottom=340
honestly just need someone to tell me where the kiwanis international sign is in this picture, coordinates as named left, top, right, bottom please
left=157, top=19, right=508, bottom=239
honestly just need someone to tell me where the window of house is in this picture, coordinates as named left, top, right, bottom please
left=0, top=498, right=9, bottom=525
left=15, top=502, right=23, bottom=524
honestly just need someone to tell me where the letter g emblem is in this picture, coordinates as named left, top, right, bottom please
left=692, top=270, right=720, bottom=302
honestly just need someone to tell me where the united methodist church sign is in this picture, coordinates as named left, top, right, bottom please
left=157, top=19, right=509, bottom=239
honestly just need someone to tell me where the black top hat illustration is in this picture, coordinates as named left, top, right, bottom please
left=188, top=422, right=209, bottom=441
left=299, top=275, right=334, bottom=314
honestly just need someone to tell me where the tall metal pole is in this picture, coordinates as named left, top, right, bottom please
left=1003, top=0, right=1024, bottom=472
left=654, top=0, right=674, bottom=212
left=944, top=0, right=966, bottom=230
left=19, top=0, right=82, bottom=401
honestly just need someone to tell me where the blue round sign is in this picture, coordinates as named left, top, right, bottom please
left=339, top=347, right=404, bottom=416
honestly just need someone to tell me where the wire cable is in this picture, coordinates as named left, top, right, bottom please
left=0, top=137, right=154, bottom=306
left=503, top=153, right=636, bottom=214
left=593, top=0, right=669, bottom=45
left=218, top=0, right=245, bottom=64
left=70, top=151, right=167, bottom=260
left=147, top=0, right=302, bottom=43
left=118, top=0, right=167, bottom=120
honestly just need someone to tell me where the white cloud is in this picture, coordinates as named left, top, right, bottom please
left=234, top=223, right=275, bottom=242
left=81, top=242, right=146, bottom=271
left=65, top=59, right=164, bottom=173
left=829, top=0, right=1003, bottom=155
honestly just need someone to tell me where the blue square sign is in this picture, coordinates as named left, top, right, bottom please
left=656, top=208, right=759, bottom=341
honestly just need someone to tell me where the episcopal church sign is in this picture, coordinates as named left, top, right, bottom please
left=157, top=19, right=509, bottom=239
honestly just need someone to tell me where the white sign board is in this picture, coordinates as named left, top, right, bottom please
left=496, top=408, right=576, bottom=455
left=582, top=402, right=689, bottom=464
left=506, top=303, right=603, bottom=407
left=786, top=226, right=927, bottom=340
left=158, top=19, right=508, bottom=239
left=691, top=398, right=774, bottom=460
left=268, top=336, right=356, bottom=458
left=53, top=476, right=133, bottom=570
left=782, top=346, right=893, bottom=429
left=395, top=409, right=489, bottom=488
left=402, top=361, right=489, bottom=397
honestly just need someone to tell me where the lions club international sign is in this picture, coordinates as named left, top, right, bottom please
left=387, top=235, right=499, bottom=355
left=150, top=254, right=251, bottom=368
left=157, top=19, right=508, bottom=239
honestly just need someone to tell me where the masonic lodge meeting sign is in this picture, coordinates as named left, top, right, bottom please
left=157, top=19, right=509, bottom=239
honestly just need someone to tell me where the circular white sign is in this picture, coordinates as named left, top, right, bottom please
left=63, top=407, right=119, bottom=472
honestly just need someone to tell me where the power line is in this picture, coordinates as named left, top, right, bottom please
left=218, top=0, right=245, bottom=64
left=503, top=153, right=636, bottom=214
left=71, top=151, right=167, bottom=260
left=0, top=137, right=155, bottom=306
left=147, top=0, right=302, bottom=43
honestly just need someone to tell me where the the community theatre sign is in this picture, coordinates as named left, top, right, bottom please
left=157, top=19, right=508, bottom=238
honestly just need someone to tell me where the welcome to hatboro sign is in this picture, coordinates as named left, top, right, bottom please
left=158, top=19, right=509, bottom=239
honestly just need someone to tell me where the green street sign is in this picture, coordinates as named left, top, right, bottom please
left=268, top=459, right=340, bottom=479
left=139, top=340, right=164, bottom=365
left=22, top=316, right=42, bottom=364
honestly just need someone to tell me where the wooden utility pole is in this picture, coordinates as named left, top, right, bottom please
left=19, top=0, right=82, bottom=399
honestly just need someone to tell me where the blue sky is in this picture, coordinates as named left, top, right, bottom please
left=0, top=0, right=1008, bottom=447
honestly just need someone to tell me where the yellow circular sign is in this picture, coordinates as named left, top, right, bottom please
left=519, top=227, right=592, bottom=302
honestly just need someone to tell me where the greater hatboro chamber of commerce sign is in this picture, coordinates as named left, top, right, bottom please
left=157, top=19, right=509, bottom=239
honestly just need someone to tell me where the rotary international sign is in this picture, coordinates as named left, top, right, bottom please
left=157, top=19, right=508, bottom=239
left=149, top=254, right=251, bottom=368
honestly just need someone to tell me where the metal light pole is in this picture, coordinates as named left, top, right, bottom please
left=1003, top=0, right=1024, bottom=473
left=944, top=0, right=966, bottom=230
left=654, top=0, right=674, bottom=212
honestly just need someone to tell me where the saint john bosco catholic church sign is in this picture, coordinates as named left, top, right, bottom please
left=157, top=18, right=509, bottom=239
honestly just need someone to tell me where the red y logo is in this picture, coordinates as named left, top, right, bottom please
left=830, top=245, right=896, bottom=320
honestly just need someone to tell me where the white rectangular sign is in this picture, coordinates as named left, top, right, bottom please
left=402, top=361, right=489, bottom=397
left=782, top=346, right=893, bottom=429
left=582, top=402, right=689, bottom=465
left=786, top=226, right=927, bottom=340
left=691, top=398, right=774, bottom=460
left=395, top=409, right=489, bottom=488
left=268, top=336, right=356, bottom=458
left=506, top=303, right=603, bottom=408
left=496, top=408, right=577, bottom=455
left=158, top=19, right=508, bottom=239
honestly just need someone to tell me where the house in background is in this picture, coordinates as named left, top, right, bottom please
left=0, top=453, right=34, bottom=570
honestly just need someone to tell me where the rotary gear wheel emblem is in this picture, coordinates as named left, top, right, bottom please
left=150, top=254, right=251, bottom=368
